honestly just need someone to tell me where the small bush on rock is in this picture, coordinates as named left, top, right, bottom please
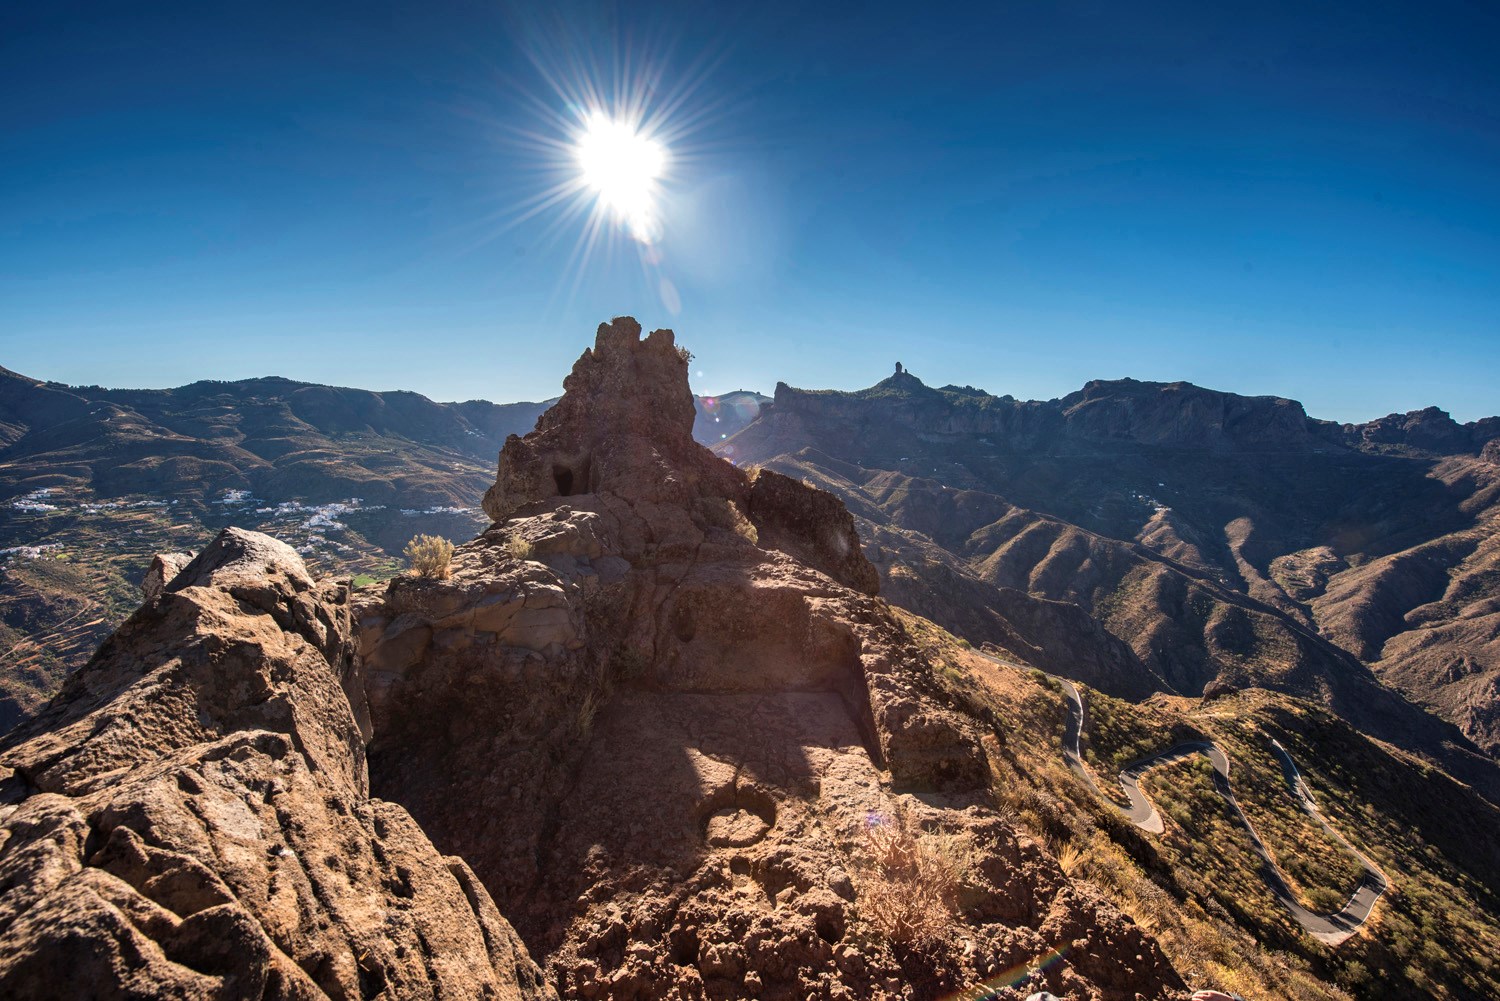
left=405, top=534, right=455, bottom=579
left=505, top=535, right=534, bottom=560
left=857, top=807, right=974, bottom=949
left=697, top=497, right=759, bottom=545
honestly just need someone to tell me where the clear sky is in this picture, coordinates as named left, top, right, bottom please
left=3, top=1, right=1498, bottom=422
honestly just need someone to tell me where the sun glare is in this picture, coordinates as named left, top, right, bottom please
left=575, top=112, right=666, bottom=244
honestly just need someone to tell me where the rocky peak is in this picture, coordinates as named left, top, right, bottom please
left=1352, top=405, right=1472, bottom=453
left=347, top=319, right=1178, bottom=999
left=483, top=316, right=738, bottom=523
left=871, top=365, right=936, bottom=397
left=164, top=525, right=313, bottom=594
left=481, top=316, right=877, bottom=593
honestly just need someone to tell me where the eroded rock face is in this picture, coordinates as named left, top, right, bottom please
left=140, top=550, right=192, bottom=602
left=356, top=319, right=1181, bottom=1000
left=479, top=317, right=874, bottom=597
left=482, top=317, right=736, bottom=523
left=0, top=527, right=553, bottom=1001
left=2, top=320, right=1183, bottom=1000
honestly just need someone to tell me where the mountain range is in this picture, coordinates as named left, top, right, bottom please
left=3, top=325, right=1499, bottom=999
left=0, top=363, right=765, bottom=728
left=722, top=368, right=1500, bottom=767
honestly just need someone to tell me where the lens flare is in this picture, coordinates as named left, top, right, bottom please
left=934, top=945, right=1071, bottom=1000
left=470, top=19, right=734, bottom=310
left=575, top=112, right=666, bottom=243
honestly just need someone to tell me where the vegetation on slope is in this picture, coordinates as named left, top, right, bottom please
left=894, top=608, right=1500, bottom=1001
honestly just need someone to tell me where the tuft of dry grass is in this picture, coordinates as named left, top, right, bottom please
left=1050, top=836, right=1087, bottom=876
left=505, top=534, right=534, bottom=560
left=575, top=687, right=604, bottom=741
left=697, top=497, right=759, bottom=545
left=857, top=806, right=974, bottom=949
left=404, top=534, right=454, bottom=579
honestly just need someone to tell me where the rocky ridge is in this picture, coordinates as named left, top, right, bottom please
left=356, top=318, right=1178, bottom=998
left=723, top=366, right=1500, bottom=792
left=757, top=373, right=1499, bottom=458
left=0, top=321, right=1182, bottom=999
left=0, top=527, right=552, bottom=999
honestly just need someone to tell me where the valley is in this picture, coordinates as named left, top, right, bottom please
left=1, top=329, right=1497, bottom=1000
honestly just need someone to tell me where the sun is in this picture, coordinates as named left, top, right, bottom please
left=575, top=112, right=667, bottom=244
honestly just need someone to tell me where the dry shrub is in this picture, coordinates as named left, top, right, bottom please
left=697, top=497, right=759, bottom=545
left=575, top=687, right=604, bottom=740
left=405, top=534, right=454, bottom=579
left=505, top=535, right=534, bottom=560
left=1050, top=836, right=1087, bottom=876
left=858, top=807, right=974, bottom=949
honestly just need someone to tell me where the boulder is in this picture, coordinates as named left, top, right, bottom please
left=139, top=551, right=193, bottom=602
left=0, top=528, right=554, bottom=1001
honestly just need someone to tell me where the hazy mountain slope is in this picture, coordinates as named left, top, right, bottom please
left=695, top=388, right=769, bottom=443
left=0, top=366, right=546, bottom=505
left=0, top=366, right=761, bottom=734
left=1309, top=455, right=1500, bottom=753
left=720, top=368, right=1500, bottom=780
left=0, top=367, right=764, bottom=505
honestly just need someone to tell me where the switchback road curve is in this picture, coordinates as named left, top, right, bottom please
left=983, top=655, right=1388, bottom=946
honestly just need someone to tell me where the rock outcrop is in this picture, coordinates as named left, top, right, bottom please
left=140, top=551, right=193, bottom=602
left=0, top=320, right=1185, bottom=1000
left=0, top=527, right=552, bottom=1000
left=355, top=318, right=1181, bottom=999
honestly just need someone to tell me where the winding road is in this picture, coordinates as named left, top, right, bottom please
left=995, top=657, right=1388, bottom=946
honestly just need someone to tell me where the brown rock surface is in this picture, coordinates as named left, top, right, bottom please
left=356, top=319, right=1182, bottom=999
left=140, top=550, right=193, bottom=602
left=0, top=527, right=552, bottom=1000
left=0, top=320, right=1186, bottom=1000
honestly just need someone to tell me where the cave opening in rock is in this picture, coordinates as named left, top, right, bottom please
left=552, top=454, right=593, bottom=497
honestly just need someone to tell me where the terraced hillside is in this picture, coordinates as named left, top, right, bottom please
left=901, top=612, right=1500, bottom=1001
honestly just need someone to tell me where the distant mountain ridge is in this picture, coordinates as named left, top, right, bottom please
left=767, top=370, right=1500, bottom=456
left=723, top=365, right=1500, bottom=770
left=0, top=366, right=768, bottom=507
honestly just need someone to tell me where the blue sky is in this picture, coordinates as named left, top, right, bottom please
left=3, top=1, right=1498, bottom=422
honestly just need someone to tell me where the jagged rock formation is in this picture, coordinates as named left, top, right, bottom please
left=0, top=527, right=552, bottom=998
left=0, top=321, right=1186, bottom=1000
left=0, top=365, right=765, bottom=735
left=355, top=318, right=1180, bottom=999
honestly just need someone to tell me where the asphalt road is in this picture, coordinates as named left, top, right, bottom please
left=978, top=652, right=1388, bottom=946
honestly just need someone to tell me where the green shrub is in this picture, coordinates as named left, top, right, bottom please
left=404, top=534, right=454, bottom=579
